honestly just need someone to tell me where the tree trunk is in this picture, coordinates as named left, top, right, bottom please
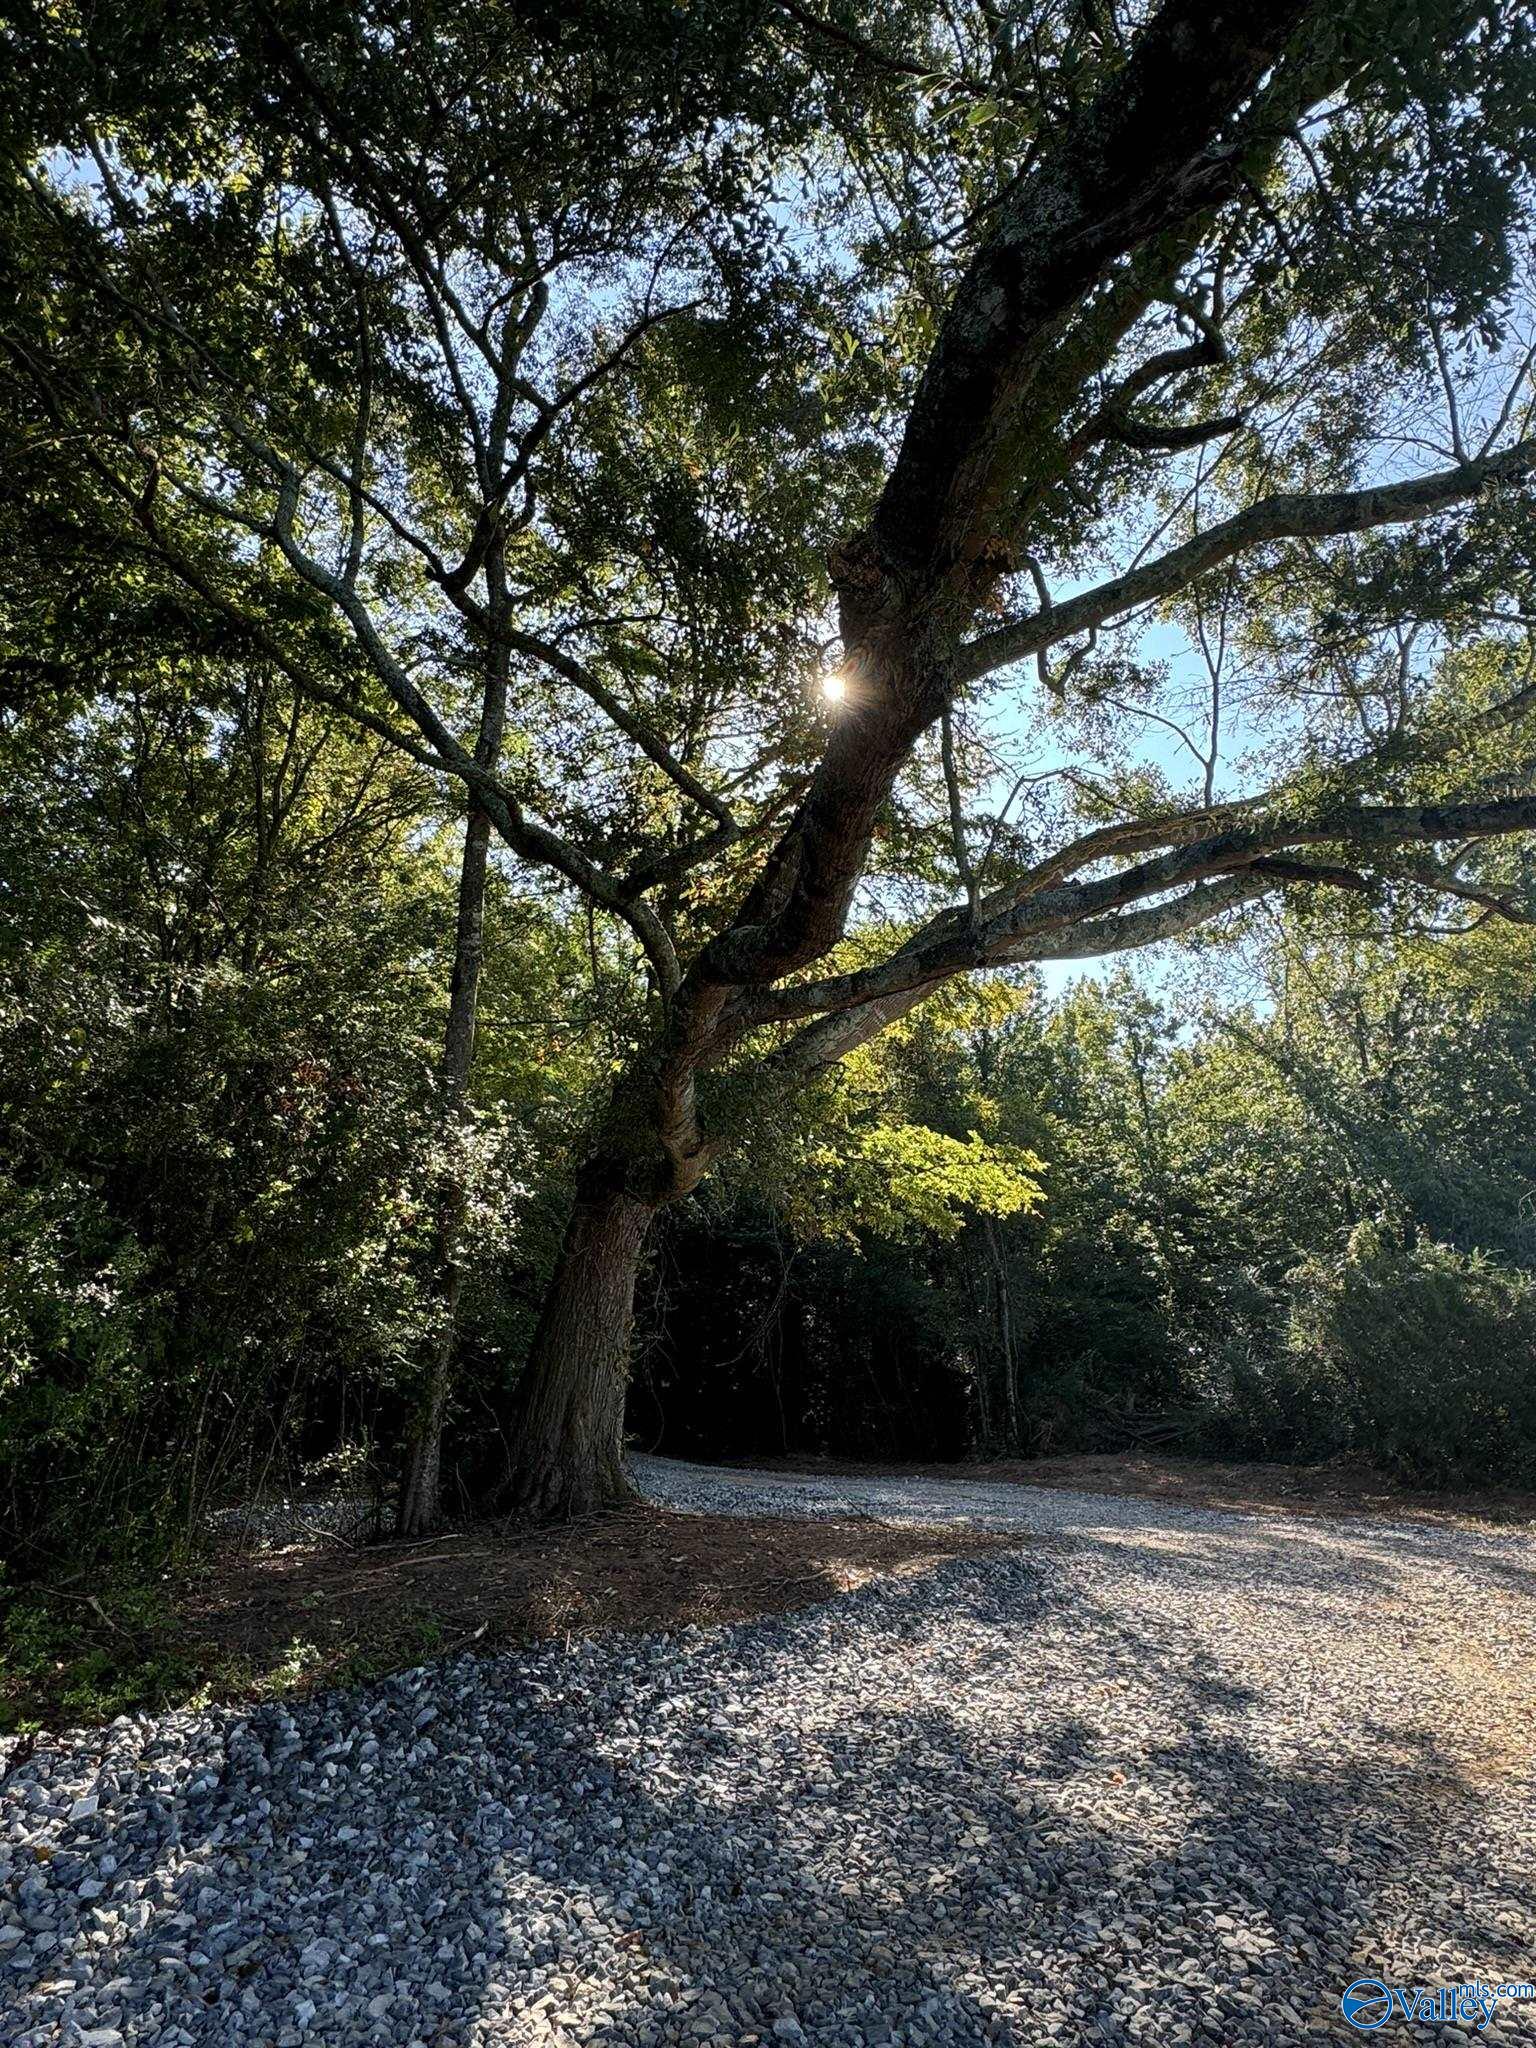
left=397, top=805, right=494, bottom=1536
left=396, top=1264, right=459, bottom=1537
left=501, top=1171, right=656, bottom=1522
left=984, top=1216, right=1020, bottom=1454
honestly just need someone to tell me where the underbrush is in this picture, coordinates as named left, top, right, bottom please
left=1213, top=1227, right=1536, bottom=1487
left=0, top=1566, right=453, bottom=1737
left=1, top=1575, right=199, bottom=1735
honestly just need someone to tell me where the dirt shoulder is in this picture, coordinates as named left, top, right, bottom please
left=746, top=1449, right=1536, bottom=1531
left=2, top=1507, right=1011, bottom=1737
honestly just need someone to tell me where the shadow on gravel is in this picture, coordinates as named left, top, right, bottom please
left=24, top=1525, right=1530, bottom=2048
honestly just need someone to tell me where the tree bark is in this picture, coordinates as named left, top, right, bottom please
left=500, top=1169, right=656, bottom=1521
left=397, top=804, right=494, bottom=1536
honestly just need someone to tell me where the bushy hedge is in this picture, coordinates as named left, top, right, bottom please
left=0, top=948, right=444, bottom=1568
left=1220, top=1226, right=1536, bottom=1486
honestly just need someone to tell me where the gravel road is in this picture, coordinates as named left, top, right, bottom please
left=5, top=1458, right=1535, bottom=2047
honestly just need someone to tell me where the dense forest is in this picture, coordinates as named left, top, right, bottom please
left=6, top=685, right=1536, bottom=1566
left=5, top=0, right=1536, bottom=1582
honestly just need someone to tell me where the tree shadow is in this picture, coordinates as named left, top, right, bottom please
left=7, top=1527, right=1532, bottom=2047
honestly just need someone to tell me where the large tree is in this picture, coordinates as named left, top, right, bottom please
left=6, top=0, right=1536, bottom=1518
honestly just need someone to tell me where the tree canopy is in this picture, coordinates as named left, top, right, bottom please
left=5, top=0, right=1536, bottom=1528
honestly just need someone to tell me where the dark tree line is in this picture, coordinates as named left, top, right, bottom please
left=644, top=919, right=1536, bottom=1486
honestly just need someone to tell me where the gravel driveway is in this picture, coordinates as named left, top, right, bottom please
left=4, top=1458, right=1534, bottom=2047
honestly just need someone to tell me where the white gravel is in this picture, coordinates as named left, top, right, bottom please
left=4, top=1457, right=1535, bottom=2046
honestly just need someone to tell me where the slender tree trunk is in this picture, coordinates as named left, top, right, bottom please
left=397, top=805, right=494, bottom=1536
left=397, top=561, right=511, bottom=1536
left=983, top=1215, right=1019, bottom=1453
left=396, top=1264, right=460, bottom=1537
left=500, top=1168, right=657, bottom=1521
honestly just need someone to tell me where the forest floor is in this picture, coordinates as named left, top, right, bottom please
left=5, top=1457, right=1535, bottom=2046
left=749, top=1446, right=1536, bottom=1530
left=6, top=1449, right=1532, bottom=1735
left=0, top=1506, right=1009, bottom=1736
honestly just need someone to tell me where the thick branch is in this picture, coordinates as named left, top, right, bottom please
left=746, top=793, right=1536, bottom=1031
left=957, top=437, right=1536, bottom=683
left=1102, top=409, right=1244, bottom=451
left=772, top=873, right=1274, bottom=1071
left=869, top=0, right=1315, bottom=590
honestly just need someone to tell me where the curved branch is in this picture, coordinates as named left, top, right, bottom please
left=771, top=873, right=1274, bottom=1071
left=769, top=839, right=1536, bottom=1075
left=1102, top=409, right=1244, bottom=451
left=746, top=793, right=1536, bottom=1031
left=957, top=438, right=1536, bottom=685
left=504, top=627, right=735, bottom=824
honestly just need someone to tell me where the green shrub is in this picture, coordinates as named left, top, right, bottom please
left=1220, top=1225, right=1536, bottom=1486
